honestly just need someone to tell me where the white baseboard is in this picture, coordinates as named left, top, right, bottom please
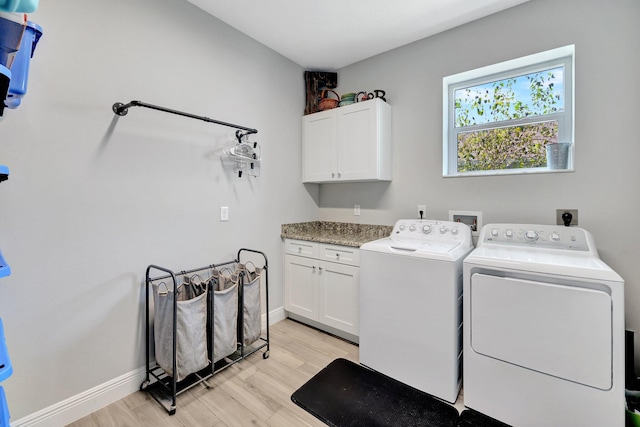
left=12, top=306, right=286, bottom=427
left=11, top=367, right=147, bottom=427
left=265, top=306, right=286, bottom=326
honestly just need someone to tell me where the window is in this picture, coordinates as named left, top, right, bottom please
left=443, top=45, right=574, bottom=177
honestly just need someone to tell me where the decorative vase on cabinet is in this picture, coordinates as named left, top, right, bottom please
left=302, top=98, right=391, bottom=183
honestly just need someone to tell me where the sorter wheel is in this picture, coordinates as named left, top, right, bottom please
left=263, top=351, right=269, bottom=359
left=140, top=380, right=150, bottom=391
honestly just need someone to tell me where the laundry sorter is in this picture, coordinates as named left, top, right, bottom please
left=141, top=248, right=270, bottom=415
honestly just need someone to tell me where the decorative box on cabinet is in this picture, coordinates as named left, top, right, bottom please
left=284, top=239, right=360, bottom=341
left=302, top=98, right=391, bottom=183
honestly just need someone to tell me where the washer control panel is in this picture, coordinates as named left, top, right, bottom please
left=392, top=219, right=471, bottom=243
left=480, top=223, right=592, bottom=251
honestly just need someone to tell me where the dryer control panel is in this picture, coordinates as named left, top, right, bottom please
left=479, top=223, right=593, bottom=252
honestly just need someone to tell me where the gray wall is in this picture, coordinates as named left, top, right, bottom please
left=322, top=0, right=640, bottom=362
left=0, top=0, right=318, bottom=419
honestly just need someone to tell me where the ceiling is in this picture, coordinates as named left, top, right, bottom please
left=186, top=0, right=530, bottom=70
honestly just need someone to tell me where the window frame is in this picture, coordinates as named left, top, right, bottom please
left=442, top=45, right=575, bottom=177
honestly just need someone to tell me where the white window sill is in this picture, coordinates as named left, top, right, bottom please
left=443, top=167, right=575, bottom=178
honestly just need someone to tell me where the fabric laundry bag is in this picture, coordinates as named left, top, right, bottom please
left=153, top=278, right=209, bottom=382
left=210, top=269, right=239, bottom=363
left=237, top=263, right=262, bottom=346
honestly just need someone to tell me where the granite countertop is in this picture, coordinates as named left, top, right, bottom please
left=281, top=221, right=393, bottom=248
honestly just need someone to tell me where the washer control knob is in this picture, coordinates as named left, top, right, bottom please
left=422, top=225, right=432, bottom=234
left=490, top=229, right=499, bottom=237
left=505, top=229, right=514, bottom=238
left=524, top=230, right=539, bottom=242
left=409, top=225, right=416, bottom=232
left=451, top=227, right=459, bottom=235
left=399, top=224, right=406, bottom=231
left=550, top=232, right=561, bottom=242
left=440, top=226, right=447, bottom=234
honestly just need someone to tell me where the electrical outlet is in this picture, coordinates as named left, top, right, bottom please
left=556, top=209, right=578, bottom=226
left=354, top=205, right=361, bottom=216
left=418, top=205, right=426, bottom=219
left=220, top=206, right=229, bottom=221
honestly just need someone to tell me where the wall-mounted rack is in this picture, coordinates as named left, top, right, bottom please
left=112, top=100, right=258, bottom=137
left=112, top=100, right=261, bottom=178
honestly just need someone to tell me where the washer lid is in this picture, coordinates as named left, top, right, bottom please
left=361, top=218, right=473, bottom=260
left=361, top=237, right=470, bottom=260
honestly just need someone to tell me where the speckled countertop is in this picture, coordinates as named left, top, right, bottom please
left=281, top=221, right=393, bottom=248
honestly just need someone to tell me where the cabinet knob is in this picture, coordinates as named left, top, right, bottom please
left=336, top=253, right=340, bottom=259
left=331, top=172, right=335, bottom=178
left=337, top=172, right=341, bottom=178
left=318, top=267, right=323, bottom=273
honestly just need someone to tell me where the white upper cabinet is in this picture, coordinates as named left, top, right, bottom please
left=302, top=98, right=391, bottom=183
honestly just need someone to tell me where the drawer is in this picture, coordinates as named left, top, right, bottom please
left=285, top=239, right=318, bottom=258
left=320, top=244, right=359, bottom=266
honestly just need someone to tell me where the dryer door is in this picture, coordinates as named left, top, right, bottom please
left=470, top=273, right=612, bottom=389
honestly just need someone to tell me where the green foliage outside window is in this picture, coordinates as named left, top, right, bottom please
left=454, top=68, right=563, bottom=172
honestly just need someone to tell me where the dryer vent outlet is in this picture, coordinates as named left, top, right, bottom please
left=556, top=209, right=578, bottom=226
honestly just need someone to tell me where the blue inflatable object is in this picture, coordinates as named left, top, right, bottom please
left=0, top=251, right=9, bottom=279
left=0, top=14, right=24, bottom=68
left=0, top=0, right=38, bottom=13
left=0, top=318, right=12, bottom=382
left=0, top=386, right=9, bottom=427
left=5, top=20, right=42, bottom=108
left=0, top=65, right=8, bottom=116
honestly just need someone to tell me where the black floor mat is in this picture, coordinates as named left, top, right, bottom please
left=291, top=358, right=460, bottom=427
left=458, top=409, right=511, bottom=427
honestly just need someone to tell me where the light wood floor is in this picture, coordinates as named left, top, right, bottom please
left=67, top=319, right=463, bottom=427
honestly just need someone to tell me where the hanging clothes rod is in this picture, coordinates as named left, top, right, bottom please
left=112, top=100, right=258, bottom=135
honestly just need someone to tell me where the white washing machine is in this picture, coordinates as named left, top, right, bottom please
left=464, top=224, right=625, bottom=427
left=359, top=219, right=473, bottom=403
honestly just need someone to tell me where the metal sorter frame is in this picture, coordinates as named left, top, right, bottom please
left=140, top=248, right=270, bottom=415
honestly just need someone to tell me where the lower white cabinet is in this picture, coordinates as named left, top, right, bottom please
left=284, top=239, right=359, bottom=337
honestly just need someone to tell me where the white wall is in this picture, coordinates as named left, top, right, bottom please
left=0, top=0, right=318, bottom=420
left=321, top=0, right=640, bottom=363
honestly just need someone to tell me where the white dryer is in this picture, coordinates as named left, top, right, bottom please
left=463, top=224, right=624, bottom=427
left=360, top=219, right=473, bottom=403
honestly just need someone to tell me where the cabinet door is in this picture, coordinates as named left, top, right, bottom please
left=284, top=254, right=318, bottom=320
left=337, top=98, right=391, bottom=181
left=302, top=111, right=338, bottom=183
left=318, top=261, right=359, bottom=335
